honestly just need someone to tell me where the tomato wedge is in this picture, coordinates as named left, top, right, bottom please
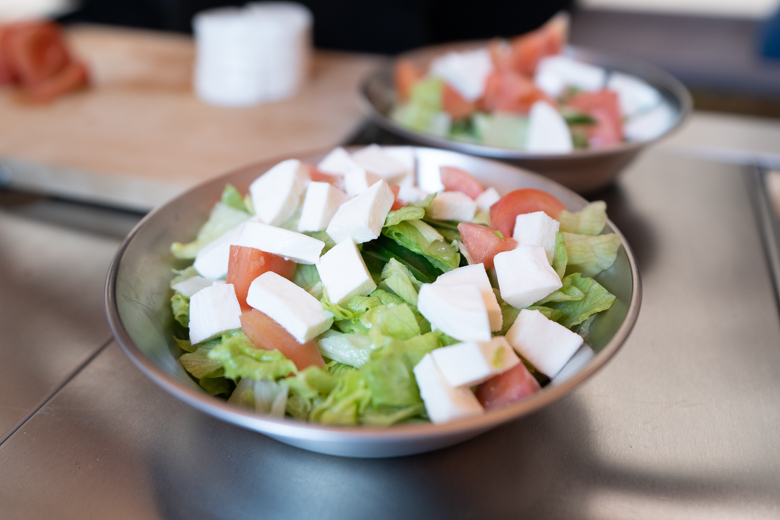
left=567, top=90, right=624, bottom=149
left=389, top=184, right=405, bottom=210
left=304, top=163, right=344, bottom=190
left=479, top=70, right=551, bottom=114
left=476, top=362, right=541, bottom=410
left=227, top=245, right=296, bottom=311
left=440, top=166, right=483, bottom=199
left=458, top=222, right=518, bottom=270
left=489, top=189, right=566, bottom=238
left=22, top=60, right=87, bottom=103
left=240, top=309, right=325, bottom=370
left=442, top=82, right=476, bottom=119
left=507, top=13, right=567, bottom=76
left=6, top=22, right=70, bottom=87
left=395, top=58, right=425, bottom=102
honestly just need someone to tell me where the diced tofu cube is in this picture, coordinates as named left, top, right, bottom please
left=417, top=283, right=491, bottom=342
left=298, top=182, right=348, bottom=232
left=413, top=353, right=484, bottom=424
left=189, top=283, right=243, bottom=345
left=326, top=180, right=395, bottom=244
left=534, top=55, right=606, bottom=98
left=317, top=147, right=357, bottom=176
left=513, top=211, right=560, bottom=263
left=550, top=344, right=595, bottom=386
left=431, top=337, right=520, bottom=388
left=475, top=187, right=501, bottom=212
left=494, top=245, right=562, bottom=308
left=249, top=159, right=310, bottom=226
left=427, top=191, right=477, bottom=222
left=506, top=309, right=583, bottom=377
left=172, top=275, right=214, bottom=297
left=316, top=239, right=376, bottom=304
left=607, top=72, right=661, bottom=118
left=527, top=101, right=573, bottom=153
left=416, top=153, right=445, bottom=193
left=429, top=49, right=494, bottom=101
left=398, top=184, right=429, bottom=204
left=382, top=146, right=416, bottom=179
left=236, top=221, right=325, bottom=264
left=246, top=271, right=334, bottom=343
left=434, top=264, right=502, bottom=331
left=351, top=144, right=408, bottom=184
left=344, top=167, right=382, bottom=197
left=624, top=103, right=675, bottom=142
left=193, top=224, right=245, bottom=279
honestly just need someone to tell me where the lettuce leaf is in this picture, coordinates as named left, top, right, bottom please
left=383, top=220, right=460, bottom=272
left=547, top=273, right=616, bottom=329
left=309, top=369, right=372, bottom=425
left=171, top=292, right=189, bottom=328
left=558, top=201, right=608, bottom=235
left=384, top=193, right=436, bottom=227
left=379, top=258, right=422, bottom=306
left=221, top=184, right=249, bottom=213
left=170, top=266, right=200, bottom=287
left=316, top=330, right=376, bottom=368
left=293, top=264, right=323, bottom=299
left=562, top=232, right=622, bottom=277
left=360, top=403, right=427, bottom=426
left=361, top=235, right=442, bottom=283
left=171, top=202, right=250, bottom=259
left=208, top=332, right=298, bottom=381
left=552, top=232, right=568, bottom=279
left=364, top=303, right=421, bottom=341
left=534, top=275, right=585, bottom=305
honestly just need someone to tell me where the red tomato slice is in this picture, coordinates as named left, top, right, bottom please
left=489, top=189, right=566, bottom=238
left=458, top=222, right=518, bottom=270
left=304, top=163, right=345, bottom=191
left=476, top=362, right=541, bottom=410
left=240, top=309, right=325, bottom=370
left=395, top=58, right=425, bottom=102
left=440, top=166, right=483, bottom=199
left=7, top=22, right=70, bottom=87
left=479, top=70, right=551, bottom=114
left=227, top=245, right=296, bottom=312
left=507, top=14, right=567, bottom=76
left=389, top=184, right=405, bottom=210
left=22, top=60, right=87, bottom=103
left=442, top=82, right=476, bottom=119
left=0, top=26, right=19, bottom=84
left=567, top=90, right=624, bottom=149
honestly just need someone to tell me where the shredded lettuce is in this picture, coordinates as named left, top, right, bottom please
left=221, top=184, right=250, bottom=213
left=171, top=201, right=250, bottom=259
left=384, top=193, right=436, bottom=227
left=316, top=330, right=376, bottom=368
left=379, top=258, right=422, bottom=306
left=552, top=232, right=568, bottom=279
left=383, top=220, right=460, bottom=272
left=293, top=264, right=323, bottom=299
left=171, top=292, right=189, bottom=328
left=558, top=201, right=608, bottom=235
left=547, top=273, right=617, bottom=329
left=562, top=232, right=622, bottom=277
left=208, top=332, right=297, bottom=381
left=170, top=266, right=200, bottom=287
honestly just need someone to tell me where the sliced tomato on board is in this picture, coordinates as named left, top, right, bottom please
left=476, top=362, right=541, bottom=410
left=507, top=13, right=568, bottom=76
left=440, top=166, right=483, bottom=199
left=394, top=58, right=425, bottom=102
left=240, top=309, right=325, bottom=371
left=489, top=189, right=566, bottom=238
left=479, top=70, right=551, bottom=114
left=227, top=245, right=296, bottom=311
left=22, top=60, right=87, bottom=103
left=442, top=82, right=476, bottom=119
left=567, top=90, right=624, bottom=149
left=458, top=222, right=518, bottom=270
left=6, top=22, right=70, bottom=87
left=389, top=184, right=406, bottom=210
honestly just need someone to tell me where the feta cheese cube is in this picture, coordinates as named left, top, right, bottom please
left=236, top=221, right=325, bottom=264
left=535, top=55, right=606, bottom=98
left=351, top=144, right=408, bottom=184
left=246, top=271, right=334, bottom=343
left=435, top=263, right=502, bottom=332
left=429, top=48, right=494, bottom=101
left=513, top=211, right=560, bottom=263
left=298, top=181, right=348, bottom=232
left=527, top=101, right=573, bottom=154
left=326, top=180, right=394, bottom=244
left=316, top=238, right=376, bottom=304
left=249, top=159, right=310, bottom=226
left=193, top=224, right=244, bottom=279
left=475, top=187, right=501, bottom=212
left=417, top=283, right=491, bottom=342
left=607, top=72, right=661, bottom=118
left=506, top=309, right=583, bottom=377
left=382, top=146, right=416, bottom=179
left=413, top=353, right=484, bottom=424
left=344, top=166, right=382, bottom=197
left=189, top=283, right=242, bottom=345
left=431, top=337, right=520, bottom=388
left=172, top=275, right=214, bottom=297
left=624, top=103, right=675, bottom=142
left=417, top=154, right=445, bottom=193
left=398, top=184, right=429, bottom=204
left=427, top=191, right=477, bottom=222
left=550, top=344, right=595, bottom=386
left=494, top=245, right=562, bottom=308
left=317, top=147, right=356, bottom=176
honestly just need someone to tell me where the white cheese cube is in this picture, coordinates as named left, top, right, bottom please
left=344, top=166, right=382, bottom=197
left=326, top=180, right=395, bottom=244
left=382, top=146, right=416, bottom=179
left=249, top=159, right=310, bottom=226
left=429, top=48, right=494, bottom=101
left=417, top=154, right=445, bottom=193
left=506, top=309, right=583, bottom=377
left=398, top=184, right=429, bottom=204
left=475, top=187, right=501, bottom=212
left=413, top=353, right=484, bottom=424
left=351, top=144, right=408, bottom=184
left=527, top=101, right=573, bottom=154
left=535, top=55, right=606, bottom=98
left=172, top=276, right=214, bottom=297
left=317, top=147, right=356, bottom=176
left=494, top=245, right=562, bottom=308
left=189, top=283, right=242, bottom=345
left=431, top=337, right=520, bottom=388
left=550, top=344, right=595, bottom=386
left=624, top=103, right=675, bottom=142
left=193, top=224, right=244, bottom=279
left=607, top=72, right=661, bottom=118
left=417, top=283, right=491, bottom=342
left=246, top=271, right=334, bottom=343
left=298, top=182, right=348, bottom=233
left=435, top=263, right=502, bottom=332
left=427, top=191, right=477, bottom=222
left=236, top=221, right=324, bottom=265
left=513, top=211, right=560, bottom=264
left=316, top=239, right=376, bottom=304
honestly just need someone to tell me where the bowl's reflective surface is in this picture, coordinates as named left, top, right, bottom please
left=106, top=147, right=641, bottom=458
left=360, top=44, right=692, bottom=194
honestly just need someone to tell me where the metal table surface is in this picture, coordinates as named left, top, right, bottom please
left=2, top=149, right=780, bottom=519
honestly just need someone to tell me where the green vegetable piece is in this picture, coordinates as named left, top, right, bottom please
left=558, top=201, right=608, bottom=235
left=534, top=274, right=585, bottom=305
left=360, top=403, right=426, bottom=426
left=199, top=377, right=232, bottom=396
left=379, top=257, right=422, bottom=306
left=361, top=235, right=443, bottom=283
left=383, top=220, right=460, bottom=272
left=384, top=193, right=437, bottom=227
left=180, top=345, right=224, bottom=379
left=552, top=232, right=568, bottom=279
left=562, top=232, right=622, bottom=277
left=316, top=331, right=376, bottom=368
left=547, top=273, right=617, bottom=329
left=362, top=353, right=420, bottom=407
left=171, top=202, right=250, bottom=259
left=364, top=303, right=421, bottom=341
left=293, top=264, right=323, bottom=299
left=208, top=333, right=298, bottom=381
left=171, top=292, right=189, bottom=328
left=221, top=184, right=249, bottom=213
left=170, top=266, right=200, bottom=287
left=481, top=111, right=528, bottom=150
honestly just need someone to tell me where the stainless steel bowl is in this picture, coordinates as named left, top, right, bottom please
left=360, top=43, right=692, bottom=194
left=105, top=147, right=642, bottom=458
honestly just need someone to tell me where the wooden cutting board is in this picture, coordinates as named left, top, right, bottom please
left=0, top=25, right=384, bottom=210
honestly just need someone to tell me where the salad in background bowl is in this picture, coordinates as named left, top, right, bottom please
left=106, top=146, right=641, bottom=457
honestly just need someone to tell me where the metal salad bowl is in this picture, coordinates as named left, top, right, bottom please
left=105, top=147, right=641, bottom=458
left=360, top=43, right=692, bottom=194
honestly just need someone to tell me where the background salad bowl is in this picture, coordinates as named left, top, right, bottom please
left=105, top=147, right=641, bottom=458
left=360, top=43, right=692, bottom=194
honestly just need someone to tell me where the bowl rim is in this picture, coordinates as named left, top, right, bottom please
left=105, top=146, right=643, bottom=444
left=359, top=42, right=693, bottom=161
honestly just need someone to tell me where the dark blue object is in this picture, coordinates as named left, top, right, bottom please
left=760, top=6, right=780, bottom=59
